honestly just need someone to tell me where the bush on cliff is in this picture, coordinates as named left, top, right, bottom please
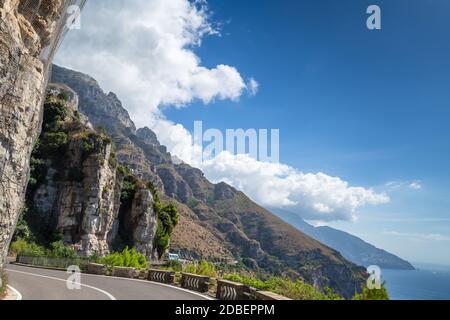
left=154, top=202, right=179, bottom=258
left=97, top=247, right=148, bottom=269
left=9, top=239, right=77, bottom=259
left=182, top=260, right=217, bottom=277
left=223, top=274, right=343, bottom=300
left=10, top=239, right=47, bottom=257
left=352, top=284, right=389, bottom=300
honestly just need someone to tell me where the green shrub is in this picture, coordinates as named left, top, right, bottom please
left=98, top=247, right=148, bottom=269
left=183, top=264, right=197, bottom=274
left=57, top=91, right=69, bottom=101
left=43, top=98, right=68, bottom=131
left=121, top=177, right=137, bottom=204
left=49, top=241, right=78, bottom=258
left=223, top=274, right=269, bottom=290
left=166, top=260, right=183, bottom=272
left=12, top=208, right=31, bottom=242
left=352, top=284, right=390, bottom=300
left=222, top=274, right=343, bottom=300
left=10, top=239, right=47, bottom=257
left=154, top=202, right=179, bottom=258
left=181, top=261, right=217, bottom=277
left=195, top=260, right=217, bottom=277
left=43, top=132, right=68, bottom=153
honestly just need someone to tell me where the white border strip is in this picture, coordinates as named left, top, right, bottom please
left=7, top=285, right=22, bottom=300
left=7, top=269, right=116, bottom=300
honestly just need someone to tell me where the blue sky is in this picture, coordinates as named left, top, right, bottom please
left=57, top=0, right=450, bottom=265
left=163, top=0, right=450, bottom=265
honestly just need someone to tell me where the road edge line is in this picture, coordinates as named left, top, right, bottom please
left=81, top=273, right=215, bottom=300
left=7, top=285, right=22, bottom=300
left=7, top=269, right=116, bottom=300
left=10, top=264, right=213, bottom=300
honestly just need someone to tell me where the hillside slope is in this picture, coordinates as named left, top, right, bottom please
left=271, top=209, right=414, bottom=270
left=51, top=64, right=367, bottom=298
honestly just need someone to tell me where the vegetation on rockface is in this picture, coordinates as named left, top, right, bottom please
left=352, top=284, right=390, bottom=300
left=163, top=260, right=218, bottom=277
left=154, top=202, right=179, bottom=258
left=182, top=260, right=218, bottom=277
left=223, top=274, right=343, bottom=300
left=9, top=238, right=78, bottom=259
left=13, top=90, right=179, bottom=263
left=18, top=91, right=119, bottom=249
left=79, top=130, right=111, bottom=162
left=117, top=173, right=179, bottom=259
left=96, top=247, right=148, bottom=269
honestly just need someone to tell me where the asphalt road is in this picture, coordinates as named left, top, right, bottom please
left=5, top=264, right=211, bottom=300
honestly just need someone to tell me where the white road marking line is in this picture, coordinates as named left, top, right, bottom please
left=7, top=269, right=116, bottom=300
left=9, top=265, right=213, bottom=300
left=7, top=285, right=22, bottom=300
left=81, top=272, right=215, bottom=300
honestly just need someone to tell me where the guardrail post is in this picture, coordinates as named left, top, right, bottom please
left=216, top=279, right=256, bottom=300
left=181, top=273, right=210, bottom=293
left=148, top=269, right=175, bottom=284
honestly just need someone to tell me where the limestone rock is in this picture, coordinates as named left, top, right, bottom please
left=0, top=0, right=66, bottom=267
left=129, top=186, right=158, bottom=259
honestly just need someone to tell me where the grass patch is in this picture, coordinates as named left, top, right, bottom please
left=223, top=274, right=343, bottom=300
left=96, top=247, right=148, bottom=269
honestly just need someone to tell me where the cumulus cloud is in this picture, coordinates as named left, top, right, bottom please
left=56, top=0, right=249, bottom=128
left=196, top=152, right=389, bottom=222
left=55, top=0, right=390, bottom=222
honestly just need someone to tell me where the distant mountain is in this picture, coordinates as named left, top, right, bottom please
left=51, top=64, right=368, bottom=298
left=270, top=209, right=415, bottom=270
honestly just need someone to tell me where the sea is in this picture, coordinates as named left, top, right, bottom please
left=381, top=263, right=450, bottom=300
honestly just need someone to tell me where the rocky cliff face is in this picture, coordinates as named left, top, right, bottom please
left=25, top=86, right=158, bottom=258
left=0, top=0, right=66, bottom=267
left=52, top=65, right=367, bottom=298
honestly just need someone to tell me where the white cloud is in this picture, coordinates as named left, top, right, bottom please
left=196, top=152, right=389, bottom=222
left=56, top=0, right=390, bottom=222
left=384, top=230, right=450, bottom=242
left=385, top=180, right=423, bottom=191
left=247, top=78, right=259, bottom=96
left=409, top=181, right=422, bottom=190
left=56, top=0, right=249, bottom=128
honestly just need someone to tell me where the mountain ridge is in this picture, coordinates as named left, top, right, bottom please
left=270, top=208, right=414, bottom=270
left=51, top=64, right=367, bottom=298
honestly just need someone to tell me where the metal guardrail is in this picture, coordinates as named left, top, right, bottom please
left=15, top=256, right=292, bottom=300
left=16, top=255, right=91, bottom=270
left=216, top=279, right=254, bottom=300
left=181, top=273, right=210, bottom=293
left=148, top=269, right=175, bottom=284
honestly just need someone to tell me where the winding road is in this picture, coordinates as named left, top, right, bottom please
left=5, top=264, right=211, bottom=300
